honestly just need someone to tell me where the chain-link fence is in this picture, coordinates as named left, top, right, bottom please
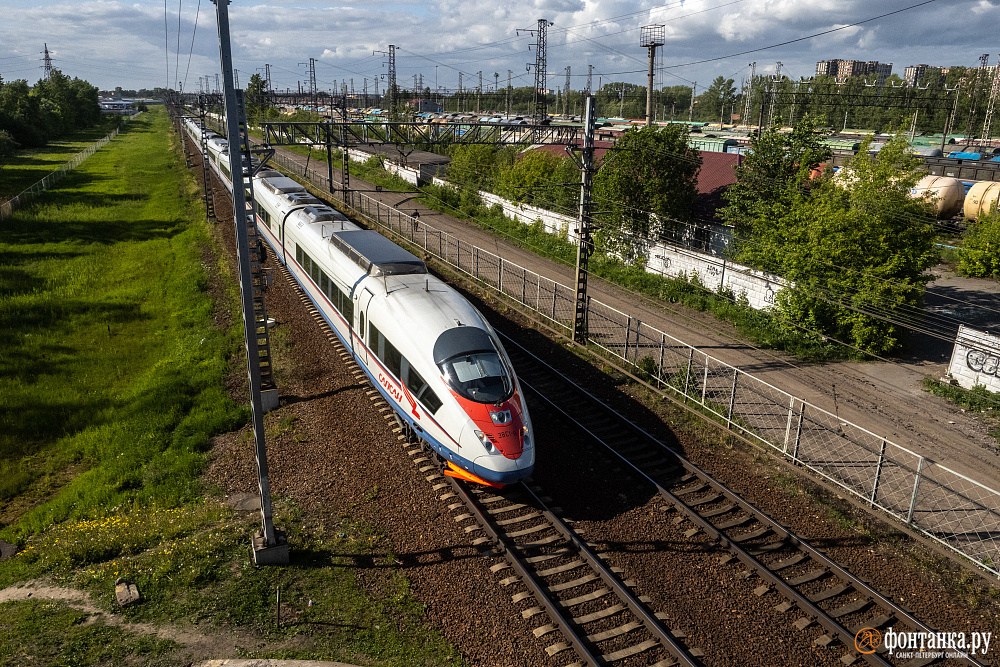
left=0, top=126, right=123, bottom=221
left=275, top=149, right=1000, bottom=577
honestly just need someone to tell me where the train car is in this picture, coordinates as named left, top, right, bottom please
left=183, top=115, right=534, bottom=487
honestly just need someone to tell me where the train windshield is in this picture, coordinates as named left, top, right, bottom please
left=439, top=352, right=512, bottom=404
left=434, top=326, right=513, bottom=404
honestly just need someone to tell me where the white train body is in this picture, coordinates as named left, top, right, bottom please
left=182, top=116, right=534, bottom=486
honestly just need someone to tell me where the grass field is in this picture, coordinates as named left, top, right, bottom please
left=0, top=107, right=462, bottom=666
left=0, top=122, right=122, bottom=200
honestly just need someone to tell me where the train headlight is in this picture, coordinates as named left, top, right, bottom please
left=474, top=430, right=494, bottom=452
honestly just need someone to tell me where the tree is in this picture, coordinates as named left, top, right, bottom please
left=741, top=134, right=938, bottom=355
left=700, top=76, right=737, bottom=124
left=245, top=73, right=269, bottom=123
left=959, top=211, right=1000, bottom=279
left=494, top=149, right=578, bottom=211
left=720, top=117, right=832, bottom=272
left=592, top=124, right=700, bottom=257
left=0, top=129, right=19, bottom=171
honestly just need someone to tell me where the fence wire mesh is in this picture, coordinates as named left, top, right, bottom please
left=276, top=149, right=1000, bottom=577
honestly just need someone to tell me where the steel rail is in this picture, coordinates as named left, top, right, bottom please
left=500, top=331, right=988, bottom=667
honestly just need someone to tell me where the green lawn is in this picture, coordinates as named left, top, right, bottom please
left=0, top=123, right=121, bottom=199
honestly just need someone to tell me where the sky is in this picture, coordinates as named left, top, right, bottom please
left=1, top=0, right=999, bottom=97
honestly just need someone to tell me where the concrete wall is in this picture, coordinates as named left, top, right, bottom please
left=948, top=325, right=1000, bottom=393
left=347, top=148, right=421, bottom=186
left=646, top=243, right=784, bottom=310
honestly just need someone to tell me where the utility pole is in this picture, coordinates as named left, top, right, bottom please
left=967, top=54, right=989, bottom=139
left=689, top=81, right=696, bottom=122
left=766, top=62, right=781, bottom=129
left=982, top=54, right=1000, bottom=145
left=563, top=66, right=571, bottom=117
left=572, top=95, right=596, bottom=344
left=742, top=62, right=755, bottom=130
left=520, top=19, right=552, bottom=121
left=458, top=72, right=463, bottom=112
left=210, top=0, right=286, bottom=565
left=506, top=70, right=512, bottom=116
left=586, top=64, right=593, bottom=96
left=478, top=71, right=482, bottom=112
left=640, top=25, right=664, bottom=127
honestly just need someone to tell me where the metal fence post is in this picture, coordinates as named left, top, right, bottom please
left=522, top=268, right=526, bottom=305
left=498, top=257, right=504, bottom=294
left=906, top=457, right=926, bottom=525
left=726, top=368, right=739, bottom=428
left=791, top=403, right=805, bottom=463
left=870, top=439, right=887, bottom=507
left=623, top=316, right=632, bottom=363
left=701, top=354, right=709, bottom=405
left=683, top=347, right=694, bottom=398
left=550, top=282, right=557, bottom=320
left=657, top=334, right=665, bottom=385
left=783, top=396, right=796, bottom=454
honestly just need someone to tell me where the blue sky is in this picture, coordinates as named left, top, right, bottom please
left=1, top=0, right=998, bottom=94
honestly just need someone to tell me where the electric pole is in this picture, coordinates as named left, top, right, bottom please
left=563, top=66, right=571, bottom=117
left=519, top=19, right=552, bottom=121
left=478, top=71, right=482, bottom=112
left=981, top=54, right=1000, bottom=145
left=42, top=43, right=54, bottom=79
left=742, top=62, right=755, bottom=130
left=507, top=70, right=512, bottom=116
left=640, top=25, right=664, bottom=127
left=572, top=95, right=596, bottom=344
left=586, top=64, right=593, bottom=96
left=210, top=0, right=286, bottom=565
left=689, top=81, right=696, bottom=122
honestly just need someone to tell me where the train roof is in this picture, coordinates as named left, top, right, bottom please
left=330, top=229, right=426, bottom=277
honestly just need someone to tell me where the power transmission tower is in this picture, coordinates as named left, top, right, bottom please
left=586, top=64, right=593, bottom=96
left=520, top=19, right=552, bottom=121
left=766, top=62, right=782, bottom=129
left=742, top=62, right=756, bottom=130
left=981, top=54, right=1000, bottom=144
left=42, top=43, right=53, bottom=79
left=640, top=25, right=664, bottom=127
left=563, top=66, right=571, bottom=116
left=210, top=0, right=285, bottom=564
left=968, top=54, right=990, bottom=139
left=215, top=73, right=221, bottom=95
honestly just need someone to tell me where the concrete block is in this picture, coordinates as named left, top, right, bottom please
left=251, top=528, right=289, bottom=565
left=115, top=578, right=141, bottom=606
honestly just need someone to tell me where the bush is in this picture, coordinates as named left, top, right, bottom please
left=959, top=213, right=1000, bottom=278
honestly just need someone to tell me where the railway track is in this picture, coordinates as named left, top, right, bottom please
left=255, top=241, right=700, bottom=665
left=498, top=332, right=989, bottom=667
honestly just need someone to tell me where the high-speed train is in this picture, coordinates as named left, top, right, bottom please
left=181, top=116, right=534, bottom=487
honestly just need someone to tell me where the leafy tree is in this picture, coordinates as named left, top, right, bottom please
left=745, top=135, right=938, bottom=355
left=446, top=144, right=513, bottom=190
left=721, top=117, right=832, bottom=272
left=245, top=73, right=269, bottom=122
left=495, top=149, right=578, bottom=212
left=700, top=76, right=737, bottom=124
left=0, top=129, right=19, bottom=170
left=592, top=124, right=700, bottom=256
left=959, top=211, right=1000, bottom=278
